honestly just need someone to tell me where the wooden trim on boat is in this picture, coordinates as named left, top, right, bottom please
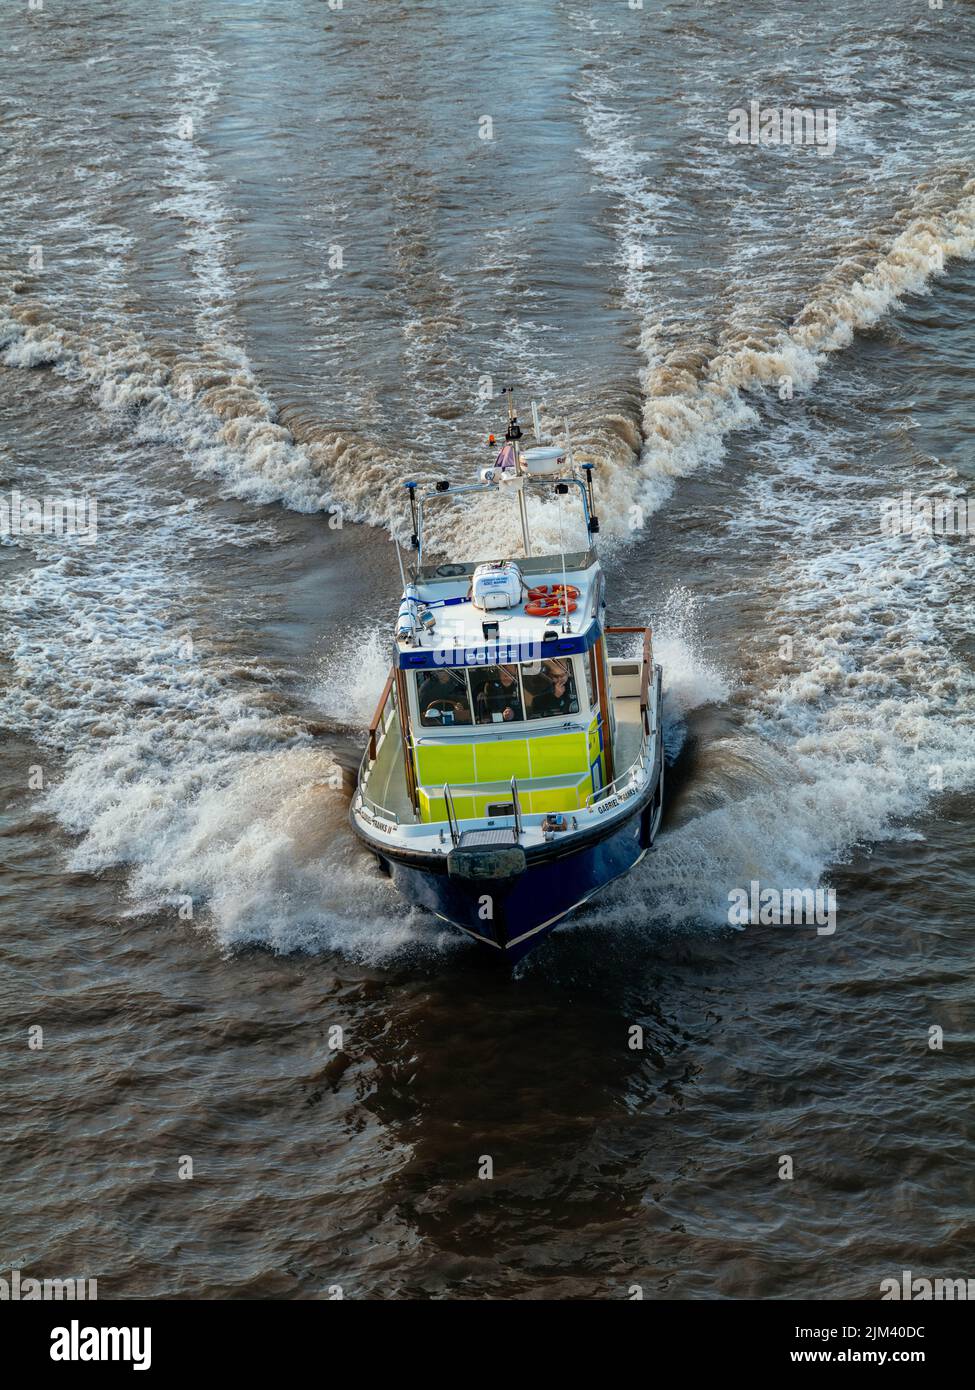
left=393, top=665, right=420, bottom=812
left=367, top=670, right=395, bottom=762
left=591, top=637, right=615, bottom=784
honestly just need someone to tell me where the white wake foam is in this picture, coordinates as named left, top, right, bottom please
left=597, top=423, right=975, bottom=935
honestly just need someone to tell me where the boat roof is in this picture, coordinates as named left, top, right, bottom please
left=397, top=550, right=603, bottom=670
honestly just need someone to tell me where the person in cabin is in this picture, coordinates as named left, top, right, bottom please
left=527, top=660, right=578, bottom=718
left=475, top=665, right=524, bottom=723
left=521, top=660, right=557, bottom=708
left=418, top=669, right=471, bottom=724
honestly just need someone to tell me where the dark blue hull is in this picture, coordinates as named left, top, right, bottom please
left=379, top=765, right=663, bottom=963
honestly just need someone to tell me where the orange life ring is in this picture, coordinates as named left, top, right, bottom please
left=525, top=583, right=579, bottom=618
left=526, top=583, right=580, bottom=602
left=525, top=598, right=578, bottom=618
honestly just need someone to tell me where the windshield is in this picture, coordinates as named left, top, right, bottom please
left=470, top=665, right=524, bottom=724
left=417, top=668, right=473, bottom=726
left=413, top=657, right=584, bottom=728
left=523, top=657, right=579, bottom=719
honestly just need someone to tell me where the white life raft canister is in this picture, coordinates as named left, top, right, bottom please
left=471, top=560, right=523, bottom=611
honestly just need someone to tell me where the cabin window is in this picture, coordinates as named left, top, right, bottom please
left=470, top=665, right=524, bottom=724
left=416, top=668, right=473, bottom=726
left=523, top=657, right=580, bottom=720
left=413, top=656, right=587, bottom=729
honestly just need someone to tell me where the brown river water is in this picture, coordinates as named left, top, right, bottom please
left=1, top=0, right=974, bottom=1299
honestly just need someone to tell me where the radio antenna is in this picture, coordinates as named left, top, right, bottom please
left=557, top=486, right=570, bottom=634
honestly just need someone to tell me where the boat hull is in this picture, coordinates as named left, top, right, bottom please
left=371, top=761, right=663, bottom=963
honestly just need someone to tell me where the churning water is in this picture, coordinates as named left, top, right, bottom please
left=2, top=0, right=974, bottom=1298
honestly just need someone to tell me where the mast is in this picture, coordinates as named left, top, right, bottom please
left=504, top=386, right=532, bottom=558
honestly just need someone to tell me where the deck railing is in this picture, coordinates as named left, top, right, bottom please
left=356, top=757, right=400, bottom=825
left=441, top=774, right=524, bottom=847
left=585, top=725, right=649, bottom=809
left=585, top=647, right=660, bottom=809
left=443, top=781, right=461, bottom=847
left=357, top=670, right=402, bottom=824
left=510, top=775, right=523, bottom=839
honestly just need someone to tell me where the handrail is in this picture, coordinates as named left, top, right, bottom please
left=414, top=476, right=594, bottom=566
left=510, top=775, right=523, bottom=839
left=438, top=778, right=523, bottom=842
left=442, top=781, right=460, bottom=847
left=367, top=670, right=395, bottom=762
left=360, top=667, right=409, bottom=823
left=585, top=724, right=650, bottom=808
left=355, top=746, right=400, bottom=825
